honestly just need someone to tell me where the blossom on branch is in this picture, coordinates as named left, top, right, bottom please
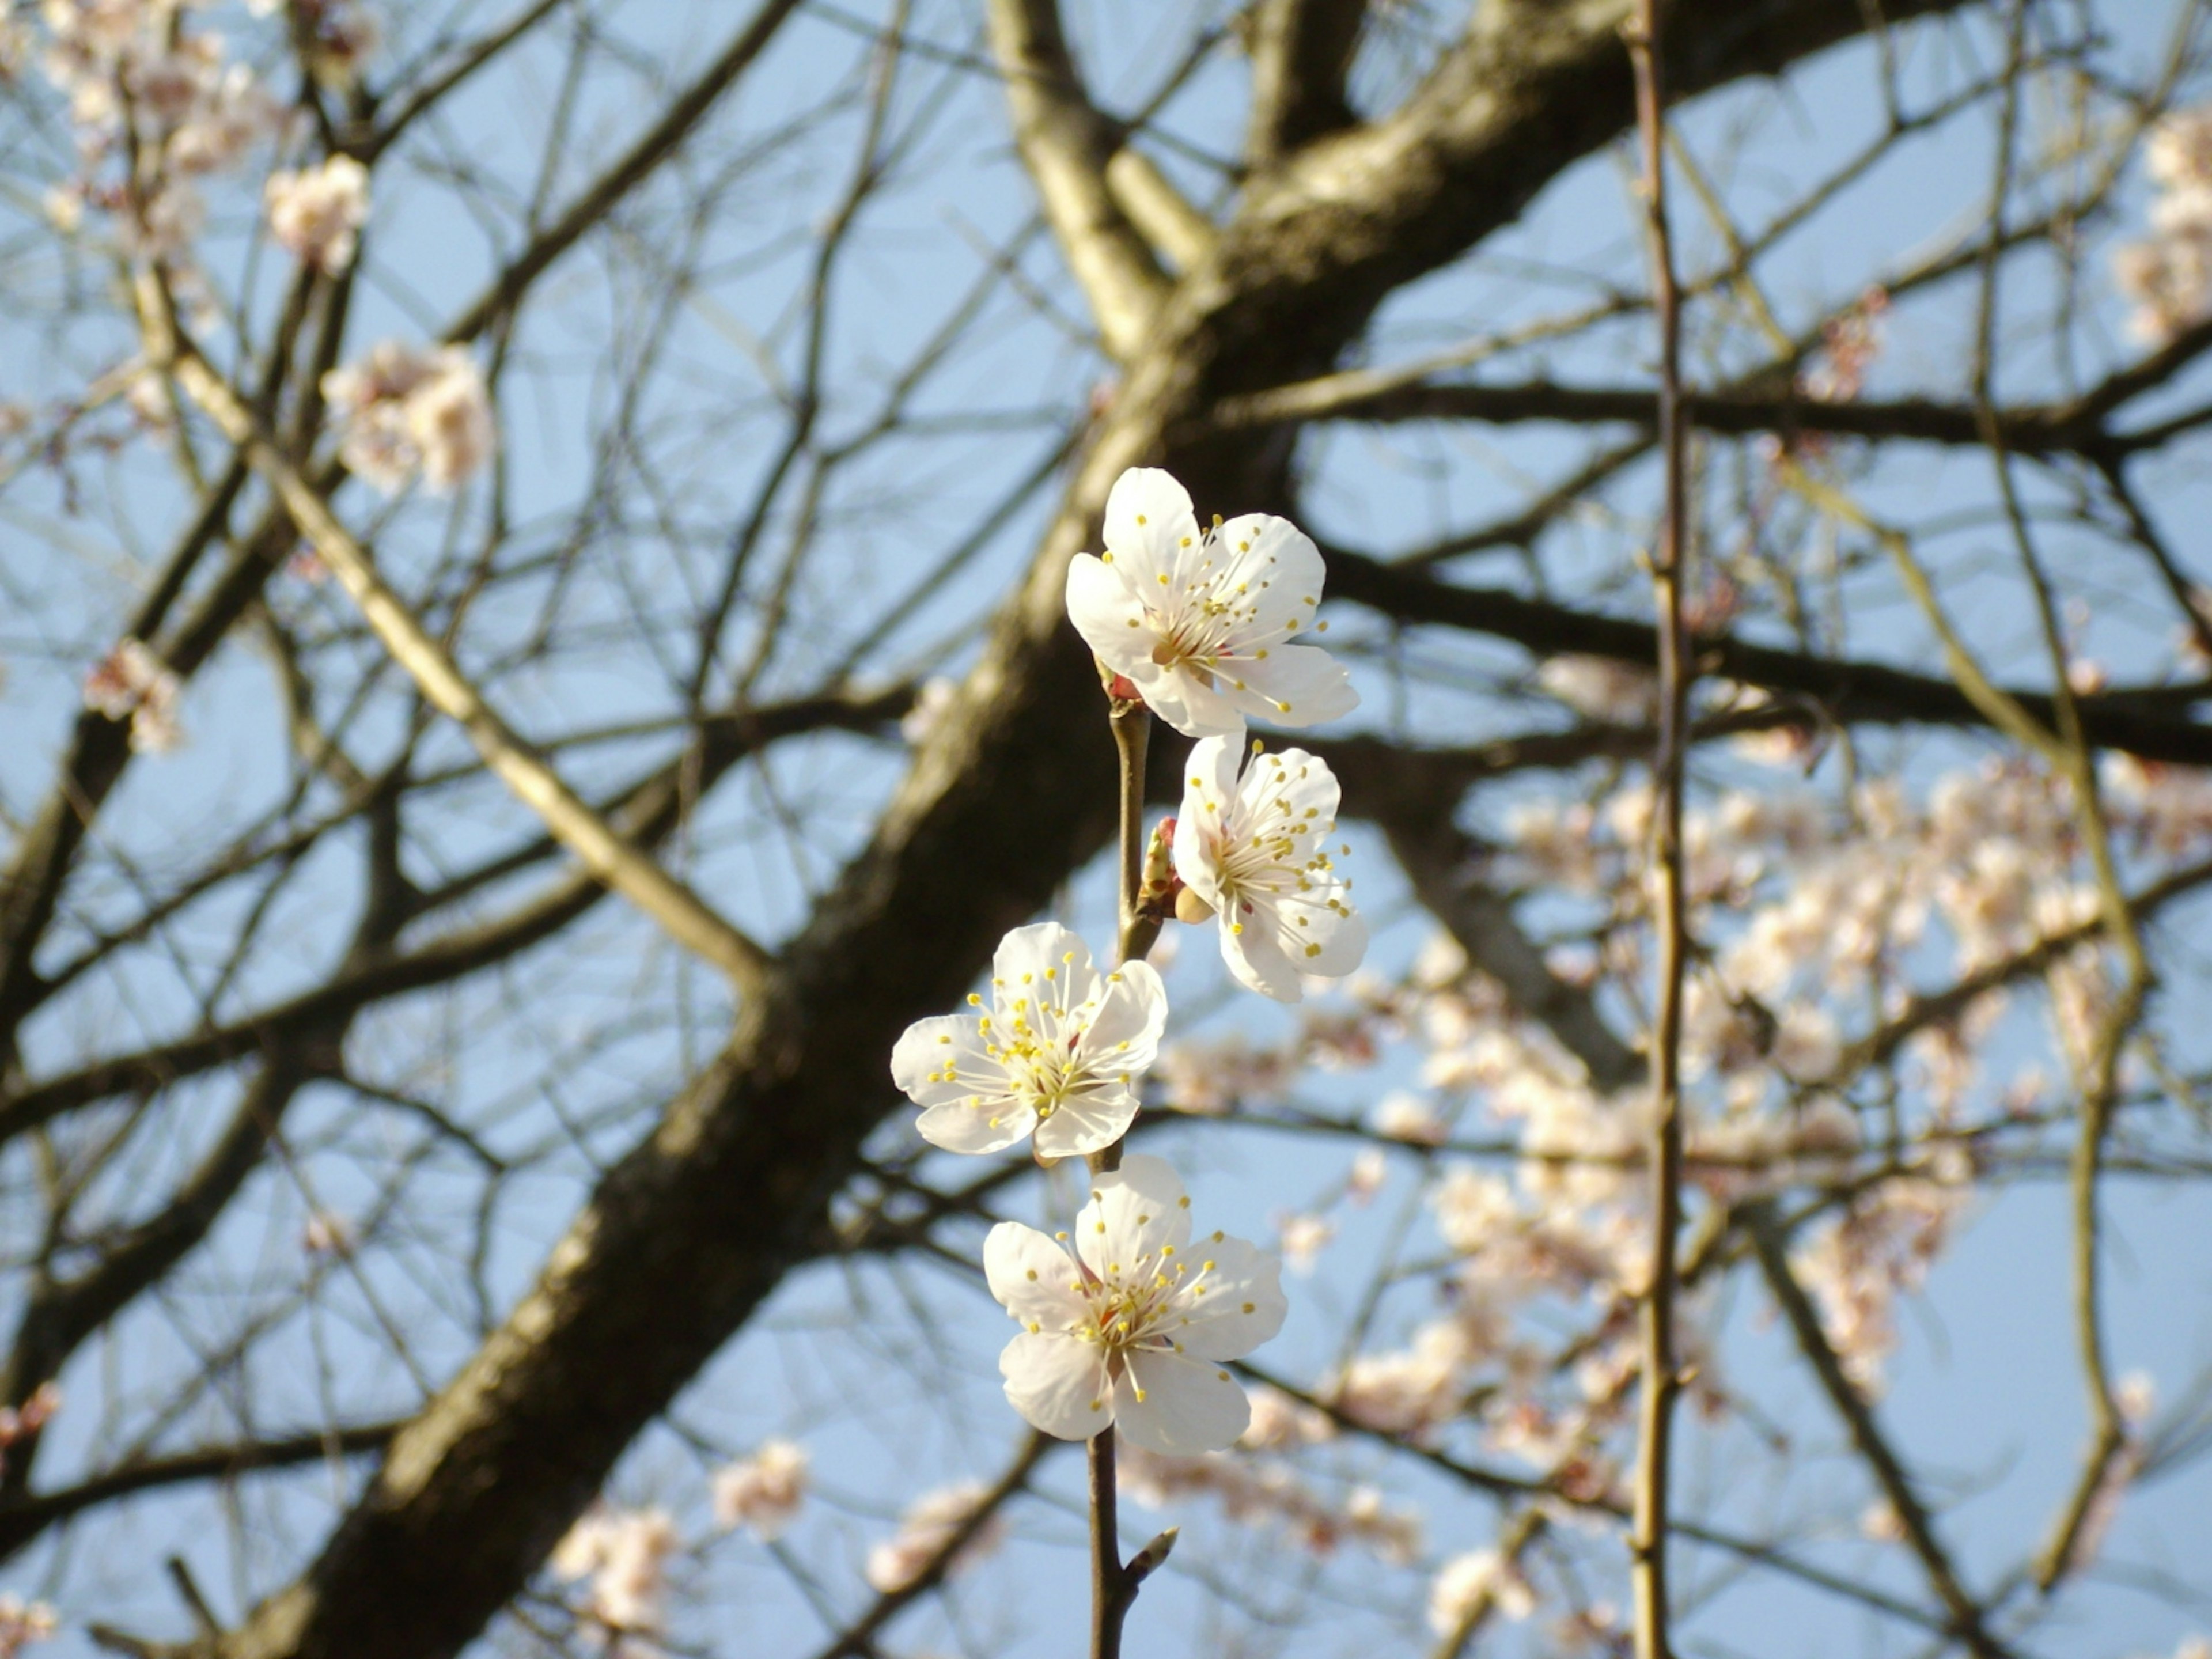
left=321, top=341, right=495, bottom=494
left=1065, top=467, right=1355, bottom=738
left=264, top=154, right=369, bottom=271
left=711, top=1438, right=808, bottom=1540
left=863, top=1481, right=1006, bottom=1593
left=890, top=922, right=1166, bottom=1158
left=1175, top=735, right=1365, bottom=1001
left=985, top=1154, right=1287, bottom=1454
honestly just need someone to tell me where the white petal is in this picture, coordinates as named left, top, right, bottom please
left=1103, top=468, right=1200, bottom=593
left=1258, top=746, right=1342, bottom=821
left=1302, top=906, right=1366, bottom=978
left=1173, top=738, right=1241, bottom=909
left=1075, top=1154, right=1192, bottom=1281
left=1169, top=1236, right=1287, bottom=1360
left=991, top=921, right=1087, bottom=1017
left=915, top=1095, right=1035, bottom=1154
left=890, top=1015, right=1001, bottom=1108
left=1115, top=1350, right=1252, bottom=1454
left=1075, top=959, right=1168, bottom=1070
left=1066, top=552, right=1150, bottom=676
left=984, top=1222, right=1090, bottom=1331
left=1128, top=659, right=1246, bottom=741
left=1032, top=1085, right=1139, bottom=1158
left=1226, top=642, right=1358, bottom=729
left=1213, top=513, right=1325, bottom=604
left=1219, top=908, right=1303, bottom=1002
left=1001, top=1331, right=1113, bottom=1441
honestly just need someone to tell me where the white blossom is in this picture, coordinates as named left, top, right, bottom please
left=551, top=1505, right=678, bottom=1635
left=1065, top=467, right=1355, bottom=738
left=863, top=1482, right=1005, bottom=1593
left=891, top=922, right=1166, bottom=1158
left=0, top=1597, right=56, bottom=1659
left=1427, top=1547, right=1536, bottom=1635
left=711, top=1438, right=808, bottom=1540
left=984, top=1154, right=1288, bottom=1454
left=264, top=154, right=369, bottom=271
left=321, top=341, right=495, bottom=494
left=1176, top=735, right=1364, bottom=1001
left=82, top=637, right=183, bottom=753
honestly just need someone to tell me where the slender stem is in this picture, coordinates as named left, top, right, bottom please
left=1110, top=702, right=1153, bottom=971
left=1087, top=694, right=1152, bottom=1659
left=1089, top=1425, right=1127, bottom=1659
left=1626, top=7, right=1688, bottom=1659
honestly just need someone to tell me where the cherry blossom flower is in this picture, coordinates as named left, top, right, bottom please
left=0, top=1597, right=56, bottom=1659
left=1176, top=735, right=1365, bottom=1001
left=863, top=1481, right=1005, bottom=1593
left=711, top=1438, right=808, bottom=1539
left=82, top=637, right=183, bottom=752
left=1118, top=1445, right=1420, bottom=1562
left=891, top=922, right=1166, bottom=1158
left=321, top=341, right=495, bottom=494
left=264, top=154, right=369, bottom=271
left=1427, top=1546, right=1536, bottom=1634
left=984, top=1154, right=1287, bottom=1454
left=551, top=1505, right=678, bottom=1635
left=1065, top=467, right=1355, bottom=738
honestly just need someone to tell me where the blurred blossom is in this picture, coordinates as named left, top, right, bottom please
left=264, top=154, right=370, bottom=271
left=711, top=1438, right=808, bottom=1539
left=898, top=676, right=957, bottom=745
left=1276, top=1213, right=1334, bottom=1274
left=864, top=1482, right=1004, bottom=1594
left=322, top=342, right=495, bottom=493
left=1373, top=1090, right=1447, bottom=1145
left=0, top=1597, right=56, bottom=1659
left=1536, top=654, right=1656, bottom=724
left=82, top=637, right=183, bottom=753
left=1427, top=1546, right=1536, bottom=1635
left=551, top=1505, right=678, bottom=1635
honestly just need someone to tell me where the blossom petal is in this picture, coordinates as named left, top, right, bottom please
left=1169, top=1234, right=1288, bottom=1361
left=1102, top=467, right=1200, bottom=593
left=1032, top=1085, right=1139, bottom=1158
left=1066, top=552, right=1148, bottom=676
left=1115, top=1349, right=1251, bottom=1454
left=1219, top=906, right=1303, bottom=1001
left=984, top=1222, right=1090, bottom=1331
left=1225, top=642, right=1358, bottom=729
left=915, top=1095, right=1035, bottom=1155
left=1127, top=658, right=1247, bottom=740
left=1001, top=1331, right=1113, bottom=1441
left=1075, top=1154, right=1192, bottom=1280
left=1173, top=737, right=1243, bottom=911
left=890, top=1015, right=999, bottom=1109
left=1302, top=906, right=1366, bottom=978
left=1213, top=513, right=1326, bottom=607
left=1075, top=959, right=1168, bottom=1071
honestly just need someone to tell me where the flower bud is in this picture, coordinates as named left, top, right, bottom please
left=1174, top=887, right=1215, bottom=924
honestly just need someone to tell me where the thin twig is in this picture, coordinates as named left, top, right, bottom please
left=1626, top=7, right=1688, bottom=1657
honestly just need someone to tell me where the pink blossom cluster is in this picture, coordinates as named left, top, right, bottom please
left=321, top=342, right=496, bottom=494
left=81, top=637, right=183, bottom=752
left=34, top=0, right=287, bottom=263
